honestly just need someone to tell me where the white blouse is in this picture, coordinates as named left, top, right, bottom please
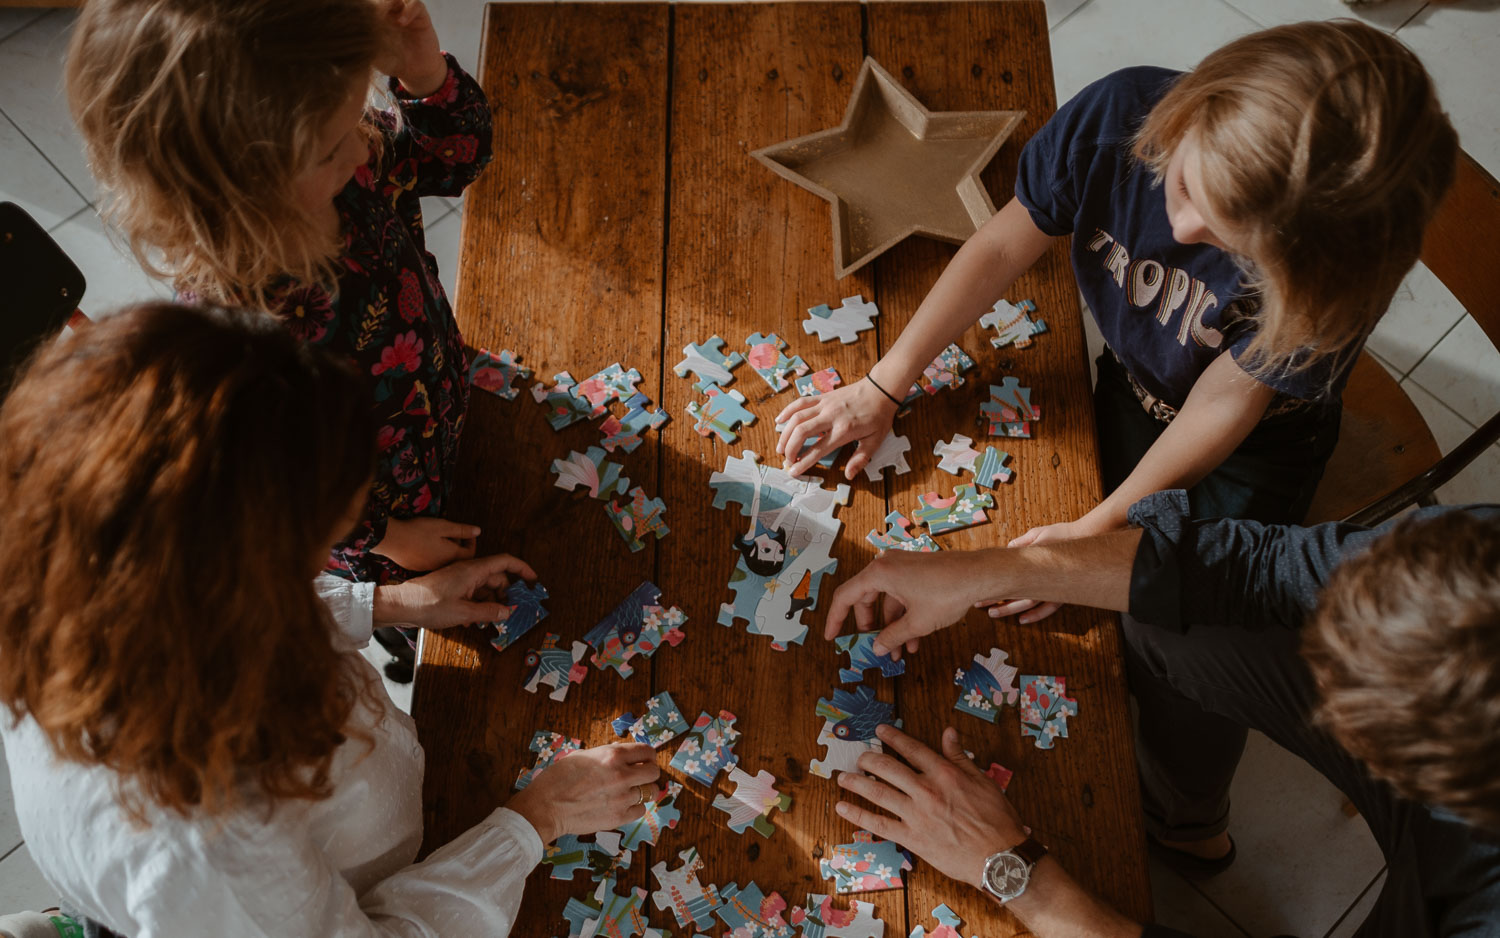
left=1, top=577, right=543, bottom=937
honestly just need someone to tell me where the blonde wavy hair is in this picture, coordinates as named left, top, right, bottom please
left=67, top=0, right=394, bottom=308
left=1134, top=20, right=1457, bottom=378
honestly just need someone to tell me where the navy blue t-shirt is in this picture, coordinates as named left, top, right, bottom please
left=1015, top=66, right=1341, bottom=407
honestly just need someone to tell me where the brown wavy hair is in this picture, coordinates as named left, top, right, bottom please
left=66, top=0, right=393, bottom=308
left=0, top=303, right=379, bottom=820
left=1303, top=512, right=1500, bottom=832
left=1134, top=20, right=1457, bottom=382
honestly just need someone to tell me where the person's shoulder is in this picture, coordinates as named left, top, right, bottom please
left=1059, top=66, right=1183, bottom=139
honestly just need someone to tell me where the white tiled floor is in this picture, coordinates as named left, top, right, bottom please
left=1, top=1, right=1496, bottom=933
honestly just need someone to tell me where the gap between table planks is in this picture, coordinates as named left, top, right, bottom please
left=415, top=2, right=1151, bottom=934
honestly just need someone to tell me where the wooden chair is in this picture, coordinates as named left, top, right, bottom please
left=0, top=201, right=86, bottom=399
left=1306, top=150, right=1500, bottom=525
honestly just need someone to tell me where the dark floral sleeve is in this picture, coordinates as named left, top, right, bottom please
left=378, top=52, right=494, bottom=199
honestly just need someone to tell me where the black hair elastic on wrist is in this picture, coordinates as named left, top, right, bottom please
left=865, top=373, right=902, bottom=407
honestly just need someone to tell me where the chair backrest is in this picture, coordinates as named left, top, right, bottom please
left=0, top=202, right=87, bottom=399
left=1420, top=151, right=1500, bottom=347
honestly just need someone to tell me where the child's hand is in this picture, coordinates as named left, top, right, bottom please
left=775, top=377, right=900, bottom=479
left=374, top=553, right=537, bottom=629
left=371, top=516, right=479, bottom=573
left=379, top=0, right=447, bottom=97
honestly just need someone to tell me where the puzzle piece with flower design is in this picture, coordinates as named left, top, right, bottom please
left=489, top=580, right=550, bottom=651
left=745, top=332, right=810, bottom=393
left=561, top=877, right=649, bottom=938
left=791, top=894, right=885, bottom=938
left=819, top=831, right=913, bottom=894
left=584, top=581, right=688, bottom=679
left=551, top=446, right=629, bottom=500
left=522, top=633, right=588, bottom=702
left=953, top=647, right=1020, bottom=723
left=606, top=487, right=670, bottom=552
left=913, top=485, right=993, bottom=535
left=716, top=882, right=794, bottom=937
left=899, top=344, right=975, bottom=412
left=570, top=363, right=645, bottom=417
left=712, top=767, right=792, bottom=838
left=981, top=377, right=1041, bottom=438
left=614, top=692, right=690, bottom=748
left=978, top=298, right=1048, bottom=350
left=833, top=630, right=906, bottom=683
left=650, top=846, right=722, bottom=930
left=670, top=710, right=742, bottom=785
left=601, top=392, right=671, bottom=454
left=865, top=510, right=940, bottom=553
left=686, top=385, right=756, bottom=443
left=675, top=335, right=746, bottom=392
left=1019, top=674, right=1078, bottom=750
left=617, top=781, right=684, bottom=851
left=532, top=371, right=594, bottom=429
left=543, top=831, right=630, bottom=882
left=803, top=294, right=879, bottom=344
left=468, top=347, right=532, bottom=399
left=908, top=903, right=969, bottom=938
left=514, top=730, right=581, bottom=791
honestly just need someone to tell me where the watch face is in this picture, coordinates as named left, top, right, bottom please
left=984, top=852, right=1031, bottom=901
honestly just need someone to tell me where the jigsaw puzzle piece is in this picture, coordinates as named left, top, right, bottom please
left=686, top=385, right=756, bottom=443
left=819, top=831, right=912, bottom=894
left=468, top=347, right=532, bottom=399
left=712, top=767, right=792, bottom=838
left=815, top=685, right=898, bottom=743
left=802, top=295, right=880, bottom=344
left=607, top=486, right=670, bottom=552
left=865, top=510, right=940, bottom=553
left=675, top=335, right=745, bottom=392
left=522, top=633, right=588, bottom=702
left=490, top=580, right=550, bottom=651
left=953, top=647, right=1020, bottom=723
left=716, top=882, right=793, bottom=937
left=514, top=730, right=581, bottom=791
left=932, top=434, right=979, bottom=476
left=985, top=763, right=1014, bottom=792
left=795, top=367, right=843, bottom=397
left=978, top=298, right=1047, bottom=350
left=912, top=485, right=993, bottom=536
left=601, top=392, right=671, bottom=453
left=651, top=847, right=721, bottom=930
left=899, top=344, right=975, bottom=411
left=981, top=377, right=1041, bottom=438
left=621, top=692, right=690, bottom=748
left=1019, top=675, right=1078, bottom=750
left=585, top=582, right=687, bottom=678
left=908, top=902, right=968, bottom=938
left=571, top=363, right=644, bottom=417
left=532, top=371, right=594, bottom=429
left=810, top=717, right=881, bottom=779
left=571, top=878, right=650, bottom=938
left=617, top=781, right=684, bottom=850
left=833, top=631, right=906, bottom=684
left=860, top=432, right=912, bottom=480
left=671, top=710, right=742, bottom=785
left=544, top=832, right=631, bottom=882
left=793, top=894, right=885, bottom=938
left=745, top=332, right=809, bottom=393
left=970, top=446, right=1014, bottom=488
left=552, top=446, right=629, bottom=499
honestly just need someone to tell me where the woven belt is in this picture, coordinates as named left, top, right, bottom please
left=1108, top=347, right=1309, bottom=425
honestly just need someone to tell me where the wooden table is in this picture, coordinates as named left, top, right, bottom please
left=415, top=3, right=1151, bottom=933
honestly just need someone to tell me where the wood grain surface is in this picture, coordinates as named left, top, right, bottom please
left=417, top=3, right=1151, bottom=933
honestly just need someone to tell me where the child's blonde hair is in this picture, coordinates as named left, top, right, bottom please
left=67, top=0, right=394, bottom=307
left=1134, top=20, right=1457, bottom=377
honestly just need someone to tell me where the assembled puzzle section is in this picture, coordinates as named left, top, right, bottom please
left=522, top=633, right=588, bottom=702
left=686, top=385, right=756, bottom=444
left=650, top=846, right=721, bottom=931
left=834, top=631, right=906, bottom=683
left=978, top=298, right=1047, bottom=350
left=819, top=831, right=912, bottom=894
left=490, top=580, right=550, bottom=651
left=1019, top=674, right=1078, bottom=750
left=551, top=446, right=629, bottom=499
left=744, top=332, right=810, bottom=393
left=571, top=363, right=644, bottom=417
left=982, top=376, right=1040, bottom=438
left=865, top=510, right=940, bottom=553
left=712, top=767, right=792, bottom=838
left=803, top=294, right=879, bottom=344
left=710, top=451, right=850, bottom=650
left=794, top=894, right=886, bottom=938
left=953, top=647, right=1019, bottom=723
left=468, top=347, right=532, bottom=399
left=674, top=334, right=745, bottom=392
left=514, top=730, right=581, bottom=791
left=671, top=710, right=742, bottom=785
left=584, top=580, right=687, bottom=679
left=912, top=485, right=993, bottom=535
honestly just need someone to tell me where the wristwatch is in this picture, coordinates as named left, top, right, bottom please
left=979, top=837, right=1048, bottom=903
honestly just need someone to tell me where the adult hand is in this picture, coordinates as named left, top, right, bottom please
left=378, top=0, right=447, bottom=97
left=824, top=550, right=986, bottom=658
left=371, top=517, right=479, bottom=573
left=836, top=725, right=1027, bottom=889
left=375, top=553, right=537, bottom=629
left=506, top=743, right=661, bottom=844
left=985, top=518, right=1098, bottom=624
left=774, top=378, right=900, bottom=479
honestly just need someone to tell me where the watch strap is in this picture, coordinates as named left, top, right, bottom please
left=1012, top=836, right=1047, bottom=866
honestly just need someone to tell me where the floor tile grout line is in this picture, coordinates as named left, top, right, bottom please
left=1392, top=3, right=1430, bottom=34
left=0, top=841, right=23, bottom=866
left=46, top=203, right=93, bottom=235
left=1402, top=373, right=1500, bottom=456
left=1211, top=0, right=1265, bottom=28
left=1398, top=313, right=1467, bottom=382
left=1177, top=873, right=1254, bottom=938
left=0, top=104, right=96, bottom=211
left=0, top=9, right=46, bottom=46
left=1319, top=865, right=1387, bottom=938
left=1046, top=0, right=1094, bottom=35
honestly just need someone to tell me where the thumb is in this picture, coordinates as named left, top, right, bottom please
left=876, top=604, right=926, bottom=655
left=452, top=599, right=508, bottom=626
left=1007, top=526, right=1042, bottom=549
left=844, top=434, right=878, bottom=481
left=438, top=518, right=482, bottom=540
left=941, top=727, right=985, bottom=777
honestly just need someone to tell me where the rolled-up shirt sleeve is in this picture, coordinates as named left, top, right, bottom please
left=315, top=573, right=377, bottom=650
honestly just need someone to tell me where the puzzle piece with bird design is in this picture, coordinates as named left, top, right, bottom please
left=834, top=630, right=906, bottom=683
left=489, top=580, right=550, bottom=651
left=522, top=633, right=588, bottom=702
left=584, top=581, right=687, bottom=678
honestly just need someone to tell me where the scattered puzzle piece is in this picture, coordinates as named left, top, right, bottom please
left=978, top=298, right=1047, bottom=350
left=793, top=894, right=885, bottom=938
left=675, top=335, right=745, bottom=392
left=803, top=295, right=879, bottom=344
left=912, top=485, right=993, bottom=535
left=932, top=434, right=980, bottom=476
left=617, top=781, right=684, bottom=851
left=468, top=347, right=532, bottom=399
left=585, top=581, right=688, bottom=678
left=970, top=446, right=1014, bottom=488
left=860, top=432, right=912, bottom=481
left=1019, top=675, right=1078, bottom=750
left=816, top=685, right=899, bottom=743
left=490, top=580, right=550, bottom=651
left=618, top=692, right=690, bottom=748
left=745, top=333, right=810, bottom=393
left=671, top=710, right=742, bottom=785
left=607, top=486, right=670, bottom=552
left=532, top=371, right=593, bottom=429
left=544, top=831, right=630, bottom=882
left=810, top=717, right=881, bottom=779
left=908, top=902, right=968, bottom=938
left=601, top=392, right=671, bottom=453
left=953, top=647, right=1020, bottom=723
left=562, top=877, right=650, bottom=938
left=796, top=367, right=843, bottom=396
left=981, top=377, right=1040, bottom=438
left=651, top=847, right=722, bottom=930
left=717, top=882, right=794, bottom=937
left=572, top=363, right=644, bottom=417
left=687, top=385, right=756, bottom=443
left=834, top=631, right=906, bottom=683
left=900, top=344, right=974, bottom=410
left=552, top=446, right=629, bottom=499
left=515, top=730, right=581, bottom=791
left=985, top=763, right=1014, bottom=792
left=865, top=510, right=940, bottom=553
left=712, top=767, right=792, bottom=838
left=523, top=633, right=588, bottom=702
left=819, top=831, right=912, bottom=894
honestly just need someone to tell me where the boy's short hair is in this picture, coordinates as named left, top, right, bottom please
left=1304, top=511, right=1500, bottom=832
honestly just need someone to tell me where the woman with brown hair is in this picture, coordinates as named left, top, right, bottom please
left=0, top=303, right=659, bottom=934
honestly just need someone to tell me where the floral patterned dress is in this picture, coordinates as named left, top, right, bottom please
left=274, top=53, right=492, bottom=584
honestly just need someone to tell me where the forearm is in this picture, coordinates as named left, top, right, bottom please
left=1004, top=858, right=1144, bottom=938
left=971, top=529, right=1141, bottom=612
left=872, top=198, right=1053, bottom=391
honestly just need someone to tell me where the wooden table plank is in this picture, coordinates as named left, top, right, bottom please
left=865, top=1, right=1152, bottom=925
left=657, top=0, right=900, bottom=926
left=415, top=2, right=672, bottom=921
